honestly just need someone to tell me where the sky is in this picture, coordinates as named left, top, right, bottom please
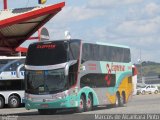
left=0, top=0, right=160, bottom=64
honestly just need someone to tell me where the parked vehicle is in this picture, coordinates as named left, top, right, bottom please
left=139, top=85, right=159, bottom=95
left=136, top=88, right=141, bottom=95
left=0, top=56, right=25, bottom=108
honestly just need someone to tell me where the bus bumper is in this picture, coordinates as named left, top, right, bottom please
left=25, top=97, right=78, bottom=110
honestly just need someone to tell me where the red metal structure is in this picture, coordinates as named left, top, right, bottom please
left=3, top=0, right=8, bottom=9
left=0, top=2, right=65, bottom=55
left=16, top=27, right=49, bottom=53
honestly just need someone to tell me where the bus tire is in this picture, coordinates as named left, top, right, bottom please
left=122, top=92, right=127, bottom=107
left=38, top=109, right=57, bottom=115
left=38, top=109, right=48, bottom=115
left=0, top=96, right=5, bottom=109
left=8, top=95, right=20, bottom=108
left=115, top=93, right=121, bottom=107
left=86, top=94, right=93, bottom=111
left=76, top=95, right=86, bottom=113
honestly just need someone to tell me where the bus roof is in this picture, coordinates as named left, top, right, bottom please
left=83, top=41, right=130, bottom=49
left=95, top=42, right=130, bottom=49
left=29, top=39, right=130, bottom=49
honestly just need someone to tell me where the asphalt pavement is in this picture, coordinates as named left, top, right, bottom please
left=0, top=94, right=160, bottom=120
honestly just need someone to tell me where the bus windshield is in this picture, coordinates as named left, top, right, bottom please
left=26, top=41, right=68, bottom=66
left=26, top=40, right=81, bottom=66
left=25, top=69, right=67, bottom=94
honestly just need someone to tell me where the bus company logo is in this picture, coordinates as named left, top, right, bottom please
left=111, top=64, right=125, bottom=71
left=105, top=64, right=112, bottom=86
left=36, top=44, right=56, bottom=49
left=105, top=64, right=125, bottom=86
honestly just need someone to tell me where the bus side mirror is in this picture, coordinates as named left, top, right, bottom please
left=65, top=63, right=69, bottom=76
left=16, top=64, right=24, bottom=78
left=64, top=60, right=77, bottom=76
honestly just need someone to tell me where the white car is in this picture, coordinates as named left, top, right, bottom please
left=140, top=85, right=159, bottom=95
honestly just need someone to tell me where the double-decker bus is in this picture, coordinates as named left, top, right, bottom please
left=0, top=56, right=25, bottom=108
left=24, top=39, right=133, bottom=114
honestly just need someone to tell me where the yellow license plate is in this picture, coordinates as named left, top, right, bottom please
left=36, top=71, right=43, bottom=74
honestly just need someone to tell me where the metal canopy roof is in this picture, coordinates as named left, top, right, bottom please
left=0, top=2, right=65, bottom=55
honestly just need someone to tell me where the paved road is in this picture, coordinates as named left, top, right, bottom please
left=0, top=94, right=160, bottom=120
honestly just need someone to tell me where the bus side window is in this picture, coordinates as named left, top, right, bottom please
left=68, top=63, right=78, bottom=87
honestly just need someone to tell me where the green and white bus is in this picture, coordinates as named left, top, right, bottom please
left=24, top=39, right=133, bottom=114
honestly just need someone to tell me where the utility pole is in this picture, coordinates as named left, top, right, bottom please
left=140, top=49, right=144, bottom=84
left=3, top=0, right=8, bottom=10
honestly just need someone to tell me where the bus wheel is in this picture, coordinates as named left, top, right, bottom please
left=0, top=96, right=5, bottom=108
left=77, top=95, right=86, bottom=113
left=122, top=92, right=126, bottom=107
left=8, top=95, right=20, bottom=108
left=115, top=93, right=121, bottom=107
left=86, top=94, right=93, bottom=111
left=38, top=109, right=57, bottom=115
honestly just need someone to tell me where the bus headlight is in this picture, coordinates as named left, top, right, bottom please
left=57, top=92, right=67, bottom=99
left=53, top=90, right=69, bottom=100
